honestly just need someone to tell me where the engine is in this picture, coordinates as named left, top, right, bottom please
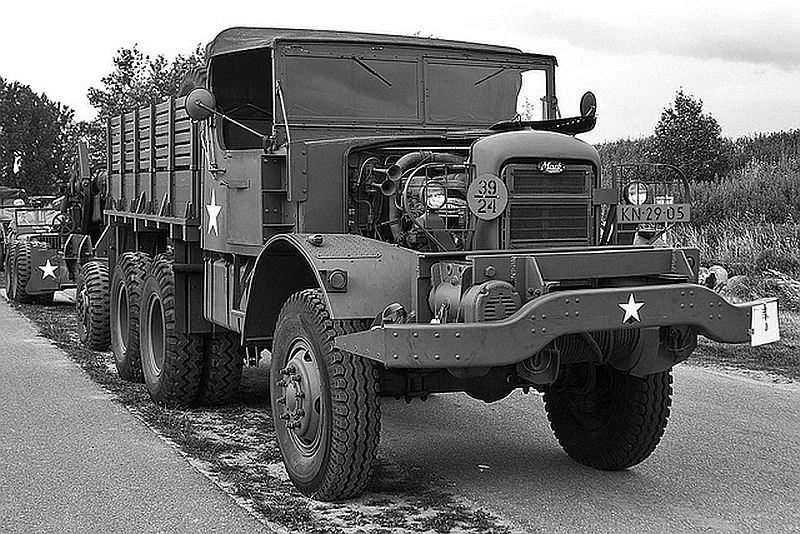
left=347, top=147, right=472, bottom=252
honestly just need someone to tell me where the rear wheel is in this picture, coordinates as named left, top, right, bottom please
left=197, top=330, right=244, bottom=406
left=271, top=289, right=380, bottom=500
left=139, top=254, right=204, bottom=407
left=543, top=363, right=672, bottom=470
left=77, top=260, right=111, bottom=350
left=111, top=252, right=152, bottom=381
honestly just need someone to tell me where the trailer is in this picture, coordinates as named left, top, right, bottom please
left=103, top=27, right=780, bottom=501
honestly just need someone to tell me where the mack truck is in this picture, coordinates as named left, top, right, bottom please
left=93, top=27, right=780, bottom=501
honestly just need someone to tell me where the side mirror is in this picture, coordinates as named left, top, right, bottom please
left=580, top=91, right=597, bottom=117
left=185, top=88, right=216, bottom=121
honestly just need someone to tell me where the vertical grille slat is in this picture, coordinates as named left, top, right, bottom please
left=502, top=162, right=594, bottom=247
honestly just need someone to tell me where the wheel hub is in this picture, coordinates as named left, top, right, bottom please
left=277, top=340, right=323, bottom=445
left=77, top=286, right=89, bottom=336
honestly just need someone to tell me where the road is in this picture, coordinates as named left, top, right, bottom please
left=0, top=296, right=271, bottom=534
left=380, top=365, right=800, bottom=533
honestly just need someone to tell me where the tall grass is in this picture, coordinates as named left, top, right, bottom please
left=668, top=220, right=800, bottom=277
left=689, top=158, right=800, bottom=226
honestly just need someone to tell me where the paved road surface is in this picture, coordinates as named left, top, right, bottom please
left=0, top=297, right=271, bottom=534
left=381, top=365, right=800, bottom=533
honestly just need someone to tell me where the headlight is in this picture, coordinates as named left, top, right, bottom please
left=421, top=182, right=447, bottom=210
left=625, top=182, right=649, bottom=205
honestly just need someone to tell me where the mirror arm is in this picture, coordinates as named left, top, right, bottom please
left=192, top=101, right=273, bottom=150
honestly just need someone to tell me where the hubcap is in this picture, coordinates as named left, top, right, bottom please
left=145, top=295, right=166, bottom=376
left=276, top=338, right=324, bottom=455
left=114, top=285, right=129, bottom=353
left=77, top=285, right=89, bottom=338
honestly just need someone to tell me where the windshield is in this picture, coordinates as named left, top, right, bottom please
left=280, top=46, right=554, bottom=127
left=14, top=209, right=58, bottom=227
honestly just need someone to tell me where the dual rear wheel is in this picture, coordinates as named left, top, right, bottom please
left=134, top=253, right=242, bottom=407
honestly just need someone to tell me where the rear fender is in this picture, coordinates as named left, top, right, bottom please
left=241, top=234, right=418, bottom=344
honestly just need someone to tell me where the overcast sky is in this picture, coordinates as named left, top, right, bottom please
left=1, top=0, right=798, bottom=144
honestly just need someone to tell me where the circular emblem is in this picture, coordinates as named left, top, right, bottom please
left=467, top=174, right=508, bottom=221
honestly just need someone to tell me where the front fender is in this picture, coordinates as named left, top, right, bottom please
left=241, top=234, right=418, bottom=344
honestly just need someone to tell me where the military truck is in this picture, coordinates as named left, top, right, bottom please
left=2, top=143, right=111, bottom=351
left=101, top=27, right=780, bottom=501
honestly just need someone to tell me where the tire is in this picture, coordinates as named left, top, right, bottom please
left=13, top=241, right=34, bottom=303
left=77, top=260, right=111, bottom=350
left=271, top=289, right=380, bottom=501
left=111, top=252, right=152, bottom=381
left=4, top=242, right=17, bottom=299
left=139, top=254, right=204, bottom=407
left=197, top=330, right=244, bottom=406
left=543, top=364, right=672, bottom=470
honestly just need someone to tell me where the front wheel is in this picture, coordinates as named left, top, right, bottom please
left=543, top=363, right=672, bottom=470
left=271, top=289, right=380, bottom=501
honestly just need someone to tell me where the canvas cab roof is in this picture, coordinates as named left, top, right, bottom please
left=206, top=27, right=557, bottom=64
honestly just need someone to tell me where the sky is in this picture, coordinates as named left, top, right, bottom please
left=1, top=0, right=798, bottom=144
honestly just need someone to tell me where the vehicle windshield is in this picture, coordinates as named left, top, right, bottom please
left=280, top=46, right=554, bottom=127
left=14, top=209, right=58, bottom=227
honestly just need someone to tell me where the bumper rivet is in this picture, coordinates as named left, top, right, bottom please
left=434, top=333, right=440, bottom=338
left=434, top=354, right=440, bottom=360
left=412, top=332, right=419, bottom=338
left=393, top=332, right=399, bottom=338
left=393, top=354, right=399, bottom=359
left=542, top=327, right=547, bottom=333
left=455, top=332, right=461, bottom=338
left=574, top=311, right=580, bottom=317
left=455, top=354, right=461, bottom=360
left=413, top=354, right=419, bottom=360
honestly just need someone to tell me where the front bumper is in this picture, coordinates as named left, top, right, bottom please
left=335, top=283, right=779, bottom=369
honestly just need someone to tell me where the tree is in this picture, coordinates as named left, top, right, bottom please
left=0, top=75, right=75, bottom=194
left=653, top=89, right=731, bottom=182
left=81, top=44, right=205, bottom=167
left=87, top=44, right=205, bottom=121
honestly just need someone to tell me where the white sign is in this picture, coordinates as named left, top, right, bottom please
left=750, top=299, right=780, bottom=346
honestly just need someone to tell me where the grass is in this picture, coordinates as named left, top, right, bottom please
left=691, top=310, right=800, bottom=379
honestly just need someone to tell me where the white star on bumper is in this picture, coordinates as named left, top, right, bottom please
left=205, top=189, right=222, bottom=236
left=39, top=259, right=58, bottom=280
left=619, top=293, right=644, bottom=323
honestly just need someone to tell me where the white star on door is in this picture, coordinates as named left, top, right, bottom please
left=39, top=259, right=58, bottom=279
left=206, top=189, right=222, bottom=236
left=618, top=293, right=644, bottom=323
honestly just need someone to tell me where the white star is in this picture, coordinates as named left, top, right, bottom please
left=205, top=189, right=222, bottom=236
left=39, top=259, right=58, bottom=279
left=618, top=293, right=644, bottom=323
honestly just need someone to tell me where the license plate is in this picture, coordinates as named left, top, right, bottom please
left=751, top=299, right=780, bottom=346
left=617, top=204, right=691, bottom=224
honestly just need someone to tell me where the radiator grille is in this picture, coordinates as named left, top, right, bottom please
left=502, top=162, right=594, bottom=247
left=30, top=234, right=62, bottom=250
left=508, top=165, right=589, bottom=195
left=509, top=203, right=590, bottom=244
